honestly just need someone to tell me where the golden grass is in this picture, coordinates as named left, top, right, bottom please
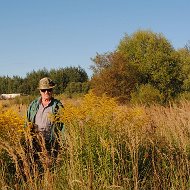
left=1, top=93, right=190, bottom=189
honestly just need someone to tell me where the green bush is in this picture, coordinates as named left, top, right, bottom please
left=65, top=82, right=90, bottom=95
left=175, top=91, right=190, bottom=102
left=130, top=84, right=163, bottom=105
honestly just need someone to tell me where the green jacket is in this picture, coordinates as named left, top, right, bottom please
left=26, top=97, right=64, bottom=141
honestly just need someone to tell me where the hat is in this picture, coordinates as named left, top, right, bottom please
left=38, top=77, right=56, bottom=89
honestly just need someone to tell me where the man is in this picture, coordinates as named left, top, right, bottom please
left=26, top=77, right=64, bottom=168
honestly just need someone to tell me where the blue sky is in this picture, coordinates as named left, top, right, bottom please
left=0, top=0, right=189, bottom=78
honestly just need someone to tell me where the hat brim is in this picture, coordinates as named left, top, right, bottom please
left=37, top=85, right=56, bottom=90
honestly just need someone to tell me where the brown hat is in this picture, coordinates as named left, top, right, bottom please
left=37, top=77, right=56, bottom=89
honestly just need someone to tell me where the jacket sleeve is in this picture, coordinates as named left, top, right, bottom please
left=25, top=99, right=39, bottom=127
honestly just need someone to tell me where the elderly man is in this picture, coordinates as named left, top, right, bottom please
left=26, top=77, right=64, bottom=166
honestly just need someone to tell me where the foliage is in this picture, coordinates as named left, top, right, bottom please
left=2, top=93, right=190, bottom=189
left=49, top=66, right=89, bottom=94
left=62, top=66, right=89, bottom=83
left=64, top=81, right=90, bottom=95
left=0, top=66, right=89, bottom=96
left=91, top=51, right=139, bottom=103
left=0, top=75, right=24, bottom=94
left=130, top=84, right=163, bottom=105
left=91, top=30, right=185, bottom=104
left=49, top=68, right=68, bottom=94
left=24, top=68, right=49, bottom=95
left=175, top=92, right=190, bottom=102
left=177, top=48, right=190, bottom=91
left=0, top=109, right=24, bottom=142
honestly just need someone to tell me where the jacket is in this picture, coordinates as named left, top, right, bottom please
left=26, top=97, right=64, bottom=141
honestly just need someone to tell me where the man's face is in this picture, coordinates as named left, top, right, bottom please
left=40, top=88, right=53, bottom=100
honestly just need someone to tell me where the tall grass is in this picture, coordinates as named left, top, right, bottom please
left=1, top=93, right=190, bottom=189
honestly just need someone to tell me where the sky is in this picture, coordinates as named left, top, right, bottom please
left=0, top=0, right=190, bottom=78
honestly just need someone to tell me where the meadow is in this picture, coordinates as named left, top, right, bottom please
left=1, top=92, right=190, bottom=190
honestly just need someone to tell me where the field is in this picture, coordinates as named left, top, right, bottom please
left=1, top=92, right=190, bottom=190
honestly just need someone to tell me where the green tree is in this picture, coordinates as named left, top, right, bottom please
left=177, top=47, right=190, bottom=91
left=65, top=82, right=90, bottom=95
left=49, top=68, right=67, bottom=94
left=117, top=30, right=184, bottom=102
left=130, top=84, right=162, bottom=105
left=0, top=66, right=89, bottom=96
left=0, top=76, right=8, bottom=94
left=0, top=76, right=14, bottom=94
left=65, top=82, right=82, bottom=94
left=24, top=68, right=49, bottom=95
left=91, top=30, right=184, bottom=103
left=63, top=66, right=89, bottom=83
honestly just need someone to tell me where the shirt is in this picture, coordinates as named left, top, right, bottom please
left=35, top=102, right=53, bottom=132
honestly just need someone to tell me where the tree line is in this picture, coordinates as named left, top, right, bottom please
left=90, top=30, right=190, bottom=104
left=1, top=30, right=190, bottom=104
left=0, top=66, right=90, bottom=95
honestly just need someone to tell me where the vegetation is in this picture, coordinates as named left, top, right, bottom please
left=1, top=92, right=190, bottom=189
left=0, top=66, right=90, bottom=96
left=90, top=30, right=190, bottom=104
left=1, top=29, right=190, bottom=189
left=1, top=30, right=190, bottom=105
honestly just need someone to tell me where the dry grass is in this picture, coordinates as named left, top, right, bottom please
left=1, top=94, right=190, bottom=189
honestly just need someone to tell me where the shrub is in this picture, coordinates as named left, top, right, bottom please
left=130, top=84, right=163, bottom=105
left=1, top=92, right=190, bottom=189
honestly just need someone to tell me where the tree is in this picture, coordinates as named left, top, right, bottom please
left=91, top=30, right=184, bottom=103
left=0, top=76, right=9, bottom=94
left=130, top=84, right=162, bottom=105
left=49, top=68, right=67, bottom=94
left=12, top=76, right=24, bottom=93
left=24, top=68, right=49, bottom=95
left=177, top=47, right=190, bottom=91
left=91, top=51, right=139, bottom=102
left=0, top=66, right=89, bottom=96
left=62, top=66, right=89, bottom=83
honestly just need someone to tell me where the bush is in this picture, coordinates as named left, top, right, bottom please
left=130, top=84, right=163, bottom=105
left=175, top=91, right=190, bottom=102
left=2, top=92, right=190, bottom=189
left=65, top=82, right=90, bottom=96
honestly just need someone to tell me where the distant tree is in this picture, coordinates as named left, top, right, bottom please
left=130, top=84, right=163, bottom=105
left=50, top=66, right=89, bottom=94
left=0, top=76, right=14, bottom=94
left=176, top=47, right=190, bottom=91
left=0, top=76, right=8, bottom=94
left=12, top=76, right=24, bottom=93
left=49, top=68, right=67, bottom=94
left=184, top=40, right=190, bottom=51
left=0, top=66, right=89, bottom=95
left=91, top=51, right=139, bottom=102
left=65, top=82, right=82, bottom=94
left=62, top=66, right=89, bottom=83
left=91, top=30, right=184, bottom=103
left=64, top=81, right=90, bottom=95
left=82, top=82, right=91, bottom=94
left=24, top=68, right=49, bottom=95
